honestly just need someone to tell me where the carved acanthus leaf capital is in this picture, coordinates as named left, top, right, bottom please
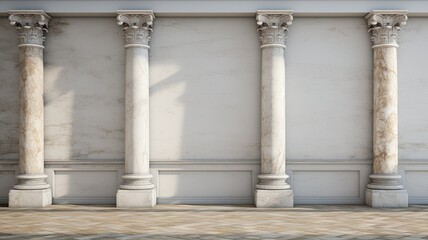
left=117, top=10, right=155, bottom=47
left=365, top=10, right=408, bottom=47
left=256, top=10, right=293, bottom=47
left=8, top=10, right=51, bottom=47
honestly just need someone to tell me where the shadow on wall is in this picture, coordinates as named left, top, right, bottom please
left=0, top=18, right=20, bottom=202
left=0, top=19, right=20, bottom=161
left=44, top=18, right=125, bottom=162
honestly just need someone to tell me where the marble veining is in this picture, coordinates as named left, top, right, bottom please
left=257, top=12, right=292, bottom=189
left=365, top=11, right=408, bottom=206
left=9, top=12, right=51, bottom=189
left=0, top=18, right=19, bottom=160
left=255, top=11, right=293, bottom=207
left=8, top=11, right=52, bottom=207
left=18, top=47, right=44, bottom=174
left=116, top=11, right=156, bottom=208
left=373, top=47, right=398, bottom=174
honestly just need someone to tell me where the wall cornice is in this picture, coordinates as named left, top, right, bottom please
left=1, top=1, right=428, bottom=17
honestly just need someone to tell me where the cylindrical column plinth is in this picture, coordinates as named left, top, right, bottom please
left=365, top=10, right=408, bottom=208
left=254, top=11, right=294, bottom=208
left=8, top=10, right=52, bottom=208
left=116, top=11, right=156, bottom=208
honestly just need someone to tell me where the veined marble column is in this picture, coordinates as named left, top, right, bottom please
left=254, top=10, right=294, bottom=208
left=365, top=10, right=408, bottom=208
left=8, top=10, right=52, bottom=208
left=116, top=10, right=156, bottom=208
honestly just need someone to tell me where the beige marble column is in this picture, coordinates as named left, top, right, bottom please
left=8, top=10, right=52, bottom=208
left=254, top=10, right=294, bottom=208
left=116, top=10, right=156, bottom=208
left=365, top=10, right=408, bottom=208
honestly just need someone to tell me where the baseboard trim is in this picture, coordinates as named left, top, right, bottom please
left=295, top=197, right=363, bottom=204
left=53, top=197, right=116, bottom=205
left=157, top=197, right=254, bottom=205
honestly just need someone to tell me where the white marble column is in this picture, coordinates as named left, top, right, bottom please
left=116, top=10, right=156, bottom=208
left=365, top=10, right=408, bottom=208
left=8, top=10, right=52, bottom=208
left=254, top=10, right=294, bottom=208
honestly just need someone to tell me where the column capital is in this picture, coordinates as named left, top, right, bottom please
left=8, top=10, right=51, bottom=48
left=365, top=10, right=408, bottom=48
left=117, top=10, right=155, bottom=48
left=256, top=10, right=293, bottom=48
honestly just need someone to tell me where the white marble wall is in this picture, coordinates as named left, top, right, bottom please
left=44, top=18, right=125, bottom=160
left=286, top=18, right=372, bottom=160
left=1, top=17, right=374, bottom=162
left=399, top=18, right=428, bottom=160
left=150, top=18, right=260, bottom=160
left=0, top=18, right=19, bottom=160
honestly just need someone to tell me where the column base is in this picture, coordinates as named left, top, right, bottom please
left=116, top=189, right=156, bottom=208
left=365, top=189, right=408, bottom=208
left=8, top=188, right=52, bottom=208
left=254, top=189, right=293, bottom=208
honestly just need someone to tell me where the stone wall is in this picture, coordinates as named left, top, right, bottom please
left=1, top=16, right=428, bottom=204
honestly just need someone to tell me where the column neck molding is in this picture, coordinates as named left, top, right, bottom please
left=8, top=10, right=51, bottom=48
left=365, top=10, right=408, bottom=48
left=117, top=10, right=155, bottom=48
left=256, top=10, right=293, bottom=48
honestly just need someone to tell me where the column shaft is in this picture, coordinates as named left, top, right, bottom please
left=122, top=46, right=154, bottom=189
left=373, top=47, right=398, bottom=175
left=261, top=47, right=286, bottom=178
left=19, top=47, right=45, bottom=175
left=125, top=47, right=149, bottom=175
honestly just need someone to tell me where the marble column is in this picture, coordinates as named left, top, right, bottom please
left=8, top=10, right=52, bottom=208
left=254, top=10, right=294, bottom=208
left=116, top=10, right=156, bottom=208
left=365, top=10, right=408, bottom=208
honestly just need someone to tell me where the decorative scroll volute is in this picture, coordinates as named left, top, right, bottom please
left=9, top=11, right=51, bottom=47
left=117, top=11, right=155, bottom=46
left=365, top=11, right=408, bottom=47
left=256, top=11, right=293, bottom=47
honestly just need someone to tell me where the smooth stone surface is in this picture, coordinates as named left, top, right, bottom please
left=118, top=12, right=155, bottom=194
left=254, top=189, right=293, bottom=208
left=44, top=18, right=125, bottom=160
left=124, top=47, right=150, bottom=176
left=9, top=12, right=52, bottom=199
left=365, top=189, right=408, bottom=208
left=366, top=12, right=407, bottom=196
left=261, top=47, right=286, bottom=176
left=116, top=189, right=156, bottom=208
left=150, top=18, right=260, bottom=160
left=8, top=189, right=52, bottom=208
left=257, top=12, right=292, bottom=192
